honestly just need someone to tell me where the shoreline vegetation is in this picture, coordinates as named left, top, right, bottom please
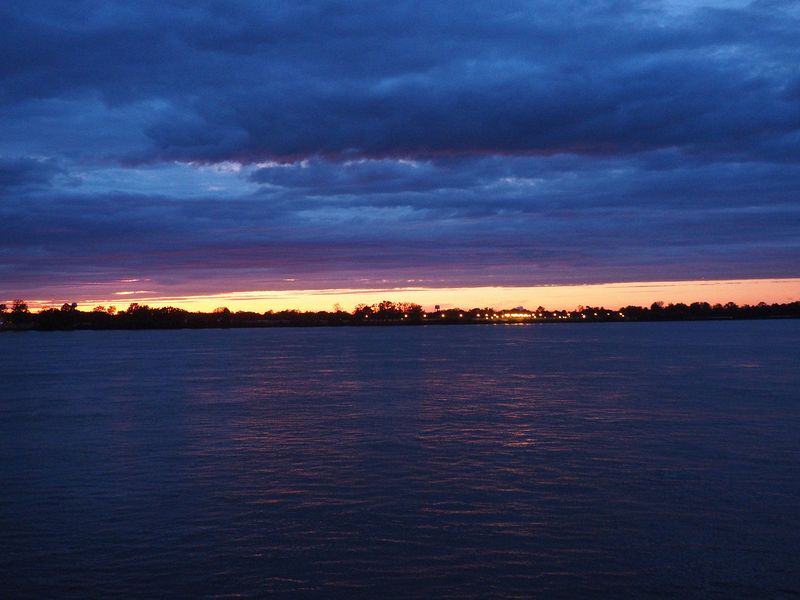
left=1, top=299, right=799, bottom=331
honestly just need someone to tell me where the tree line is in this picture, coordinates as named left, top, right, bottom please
left=1, top=298, right=799, bottom=331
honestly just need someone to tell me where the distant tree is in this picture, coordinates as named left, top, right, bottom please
left=213, top=306, right=231, bottom=327
left=668, top=303, right=691, bottom=319
left=619, top=305, right=645, bottom=319
left=11, top=299, right=29, bottom=314
left=374, top=300, right=404, bottom=320
left=353, top=304, right=374, bottom=320
left=402, top=303, right=424, bottom=318
left=2, top=296, right=798, bottom=330
left=689, top=302, right=712, bottom=317
left=5, top=300, right=31, bottom=326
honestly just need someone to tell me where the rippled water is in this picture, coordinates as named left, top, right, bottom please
left=1, top=321, right=799, bottom=598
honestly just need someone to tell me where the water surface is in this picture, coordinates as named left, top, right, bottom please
left=2, top=321, right=799, bottom=598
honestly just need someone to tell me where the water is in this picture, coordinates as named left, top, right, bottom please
left=1, top=321, right=799, bottom=598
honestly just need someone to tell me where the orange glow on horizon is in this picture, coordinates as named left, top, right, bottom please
left=14, top=277, right=800, bottom=314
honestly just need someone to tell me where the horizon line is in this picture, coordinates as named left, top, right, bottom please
left=7, top=277, right=800, bottom=314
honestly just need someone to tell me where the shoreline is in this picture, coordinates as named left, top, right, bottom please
left=2, top=299, right=798, bottom=331
left=2, top=314, right=798, bottom=332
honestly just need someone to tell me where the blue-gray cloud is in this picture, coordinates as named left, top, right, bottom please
left=1, top=0, right=799, bottom=298
left=0, top=157, right=64, bottom=191
left=2, top=1, right=798, bottom=162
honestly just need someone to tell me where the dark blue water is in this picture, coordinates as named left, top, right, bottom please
left=1, top=321, right=799, bottom=598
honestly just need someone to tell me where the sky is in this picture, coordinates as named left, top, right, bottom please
left=1, top=0, right=799, bottom=311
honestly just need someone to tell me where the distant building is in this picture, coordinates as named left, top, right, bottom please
left=500, top=307, right=533, bottom=320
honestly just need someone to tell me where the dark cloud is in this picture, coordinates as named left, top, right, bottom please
left=0, top=157, right=63, bottom=191
left=1, top=1, right=799, bottom=298
left=2, top=168, right=798, bottom=296
left=1, top=1, right=798, bottom=162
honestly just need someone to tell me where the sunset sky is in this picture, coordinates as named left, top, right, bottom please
left=2, top=1, right=799, bottom=311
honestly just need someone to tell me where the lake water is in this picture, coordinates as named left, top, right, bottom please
left=1, top=321, right=799, bottom=598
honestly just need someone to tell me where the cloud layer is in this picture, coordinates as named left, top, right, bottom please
left=1, top=0, right=799, bottom=302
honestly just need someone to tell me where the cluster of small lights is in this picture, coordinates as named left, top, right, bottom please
left=417, top=310, right=628, bottom=321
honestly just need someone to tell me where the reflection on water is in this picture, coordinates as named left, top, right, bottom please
left=1, top=322, right=799, bottom=598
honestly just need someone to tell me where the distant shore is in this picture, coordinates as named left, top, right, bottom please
left=1, top=299, right=798, bottom=331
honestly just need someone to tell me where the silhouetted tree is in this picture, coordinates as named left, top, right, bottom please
left=11, top=299, right=28, bottom=314
left=7, top=299, right=31, bottom=325
left=689, top=302, right=712, bottom=318
left=213, top=306, right=232, bottom=327
left=4, top=296, right=800, bottom=331
left=353, top=304, right=374, bottom=321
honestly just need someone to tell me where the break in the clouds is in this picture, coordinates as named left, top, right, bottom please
left=1, top=0, right=799, bottom=302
